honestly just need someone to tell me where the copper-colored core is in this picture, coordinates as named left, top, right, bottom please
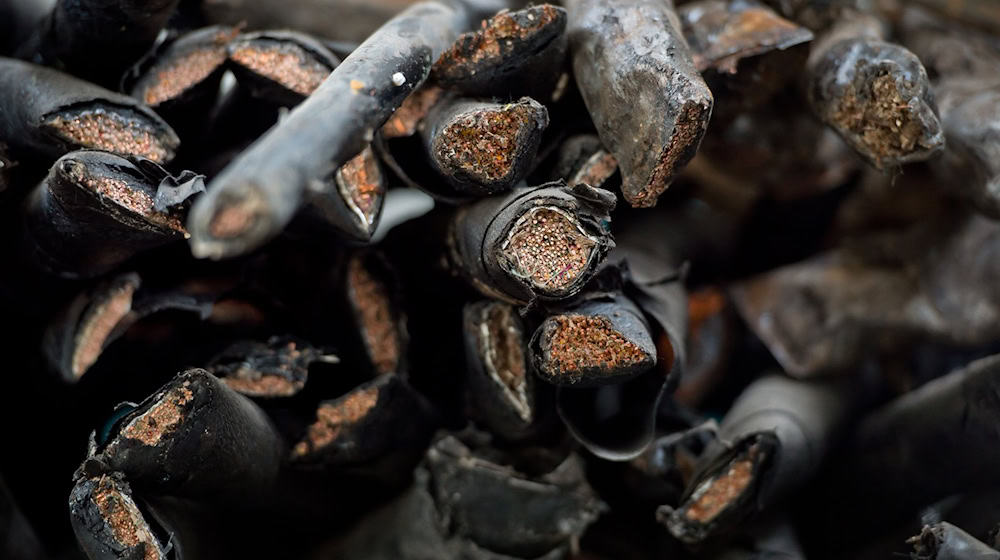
left=120, top=383, right=194, bottom=446
left=639, top=101, right=711, bottom=207
left=501, top=207, right=597, bottom=294
left=92, top=476, right=162, bottom=560
left=683, top=443, right=760, bottom=524
left=208, top=191, right=266, bottom=239
left=222, top=375, right=299, bottom=397
left=831, top=72, right=924, bottom=167
left=541, top=315, right=648, bottom=381
left=347, top=256, right=400, bottom=375
left=336, top=146, right=383, bottom=228
left=688, top=287, right=727, bottom=333
left=435, top=102, right=541, bottom=183
left=569, top=150, right=618, bottom=187
left=219, top=340, right=307, bottom=397
left=64, top=162, right=185, bottom=232
left=143, top=46, right=228, bottom=105
left=381, top=86, right=444, bottom=138
left=230, top=42, right=332, bottom=96
left=479, top=302, right=530, bottom=422
left=435, top=5, right=562, bottom=73
left=292, top=386, right=379, bottom=457
left=71, top=281, right=136, bottom=379
left=208, top=299, right=268, bottom=326
left=45, top=109, right=171, bottom=163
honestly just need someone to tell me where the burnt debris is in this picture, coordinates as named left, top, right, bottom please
left=3, top=2, right=999, bottom=560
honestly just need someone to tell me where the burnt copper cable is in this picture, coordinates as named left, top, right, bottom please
left=129, top=26, right=237, bottom=115
left=549, top=210, right=689, bottom=461
left=69, top=473, right=168, bottom=560
left=805, top=11, right=944, bottom=170
left=301, top=145, right=387, bottom=242
left=431, top=4, right=568, bottom=100
left=342, top=252, right=408, bottom=376
left=461, top=300, right=536, bottom=440
left=679, top=0, right=813, bottom=121
left=908, top=522, right=1000, bottom=560
left=0, top=58, right=179, bottom=163
left=530, top=294, right=657, bottom=387
left=447, top=181, right=616, bottom=304
left=186, top=1, right=474, bottom=259
left=659, top=374, right=859, bottom=543
left=565, top=0, right=714, bottom=207
left=228, top=30, right=340, bottom=106
left=23, top=151, right=197, bottom=279
left=421, top=96, right=549, bottom=196
left=209, top=336, right=337, bottom=398
left=546, top=134, right=619, bottom=189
